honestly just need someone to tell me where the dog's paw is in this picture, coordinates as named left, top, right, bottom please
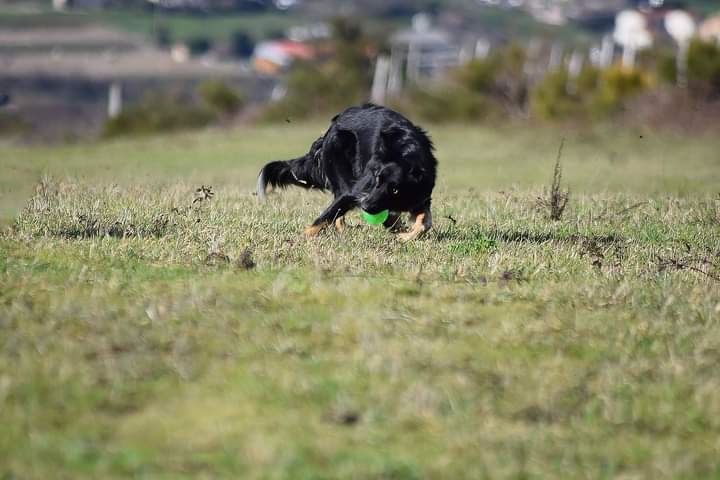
left=304, top=224, right=324, bottom=237
left=397, top=230, right=419, bottom=242
left=397, top=225, right=429, bottom=242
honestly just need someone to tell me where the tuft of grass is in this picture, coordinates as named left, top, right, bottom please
left=537, top=138, right=570, bottom=221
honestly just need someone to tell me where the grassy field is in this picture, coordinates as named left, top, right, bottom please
left=0, top=9, right=300, bottom=42
left=1, top=124, right=720, bottom=479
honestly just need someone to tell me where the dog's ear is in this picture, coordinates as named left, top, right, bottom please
left=380, top=127, right=406, bottom=153
left=408, top=165, right=426, bottom=183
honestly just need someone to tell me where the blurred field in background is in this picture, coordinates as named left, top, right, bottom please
left=2, top=124, right=720, bottom=478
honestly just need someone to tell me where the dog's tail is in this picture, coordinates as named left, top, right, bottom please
left=257, top=160, right=292, bottom=199
left=257, top=156, right=323, bottom=199
left=258, top=136, right=327, bottom=199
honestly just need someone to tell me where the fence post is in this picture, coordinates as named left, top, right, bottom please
left=108, top=81, right=122, bottom=119
left=371, top=55, right=390, bottom=105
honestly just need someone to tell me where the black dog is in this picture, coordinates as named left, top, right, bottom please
left=257, top=104, right=437, bottom=241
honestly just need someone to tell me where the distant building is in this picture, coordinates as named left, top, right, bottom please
left=252, top=40, right=314, bottom=74
left=286, top=22, right=331, bottom=42
left=390, top=13, right=460, bottom=82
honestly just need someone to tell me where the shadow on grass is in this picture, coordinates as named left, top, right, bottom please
left=434, top=224, right=623, bottom=246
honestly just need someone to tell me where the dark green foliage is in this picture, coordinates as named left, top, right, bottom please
left=187, top=36, right=211, bottom=55
left=103, top=95, right=215, bottom=137
left=153, top=25, right=172, bottom=48
left=229, top=30, right=255, bottom=58
left=531, top=69, right=582, bottom=119
left=394, top=87, right=492, bottom=122
left=198, top=80, right=245, bottom=114
left=458, top=57, right=499, bottom=94
left=657, top=40, right=720, bottom=97
left=394, top=44, right=528, bottom=122
left=656, top=50, right=678, bottom=85
left=0, top=112, right=30, bottom=136
left=593, top=66, right=649, bottom=114
left=687, top=39, right=720, bottom=95
left=531, top=65, right=648, bottom=120
left=457, top=43, right=527, bottom=102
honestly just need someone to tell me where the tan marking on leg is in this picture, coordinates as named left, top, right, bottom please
left=304, top=222, right=328, bottom=237
left=397, top=210, right=432, bottom=242
left=334, top=216, right=346, bottom=233
left=398, top=212, right=426, bottom=242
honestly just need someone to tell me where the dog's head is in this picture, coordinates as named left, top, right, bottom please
left=359, top=162, right=429, bottom=214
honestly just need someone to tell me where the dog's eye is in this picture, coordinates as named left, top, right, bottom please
left=391, top=187, right=399, bottom=195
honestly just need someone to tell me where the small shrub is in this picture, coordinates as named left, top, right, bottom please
left=536, top=139, right=569, bottom=221
left=687, top=39, right=720, bottom=96
left=103, top=94, right=215, bottom=137
left=198, top=80, right=245, bottom=115
left=455, top=43, right=528, bottom=114
left=656, top=50, right=678, bottom=85
left=457, top=57, right=500, bottom=94
left=0, top=112, right=30, bottom=136
left=531, top=65, right=648, bottom=120
left=398, top=86, right=492, bottom=122
left=592, top=66, right=651, bottom=115
left=531, top=69, right=579, bottom=120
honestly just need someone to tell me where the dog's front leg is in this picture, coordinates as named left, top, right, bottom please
left=398, top=208, right=432, bottom=242
left=304, top=194, right=357, bottom=237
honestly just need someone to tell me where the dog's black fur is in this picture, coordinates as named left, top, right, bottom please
left=257, top=104, right=437, bottom=239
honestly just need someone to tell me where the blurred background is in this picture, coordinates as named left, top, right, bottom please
left=0, top=0, right=718, bottom=142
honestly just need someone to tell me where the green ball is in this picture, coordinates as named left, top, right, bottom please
left=361, top=209, right=389, bottom=225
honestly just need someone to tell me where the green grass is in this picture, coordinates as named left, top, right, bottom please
left=685, top=0, right=720, bottom=14
left=105, top=10, right=298, bottom=42
left=1, top=124, right=720, bottom=478
left=0, top=9, right=298, bottom=42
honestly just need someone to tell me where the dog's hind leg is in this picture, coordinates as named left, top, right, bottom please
left=304, top=194, right=357, bottom=237
left=397, top=208, right=432, bottom=242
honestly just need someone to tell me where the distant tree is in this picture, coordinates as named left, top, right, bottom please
left=658, top=39, right=720, bottom=97
left=231, top=0, right=269, bottom=12
left=229, top=30, right=255, bottom=58
left=264, top=18, right=372, bottom=120
left=198, top=80, right=245, bottom=114
left=187, top=37, right=212, bottom=56
left=456, top=43, right=528, bottom=115
left=687, top=39, right=720, bottom=96
left=530, top=65, right=649, bottom=120
left=154, top=25, right=172, bottom=48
